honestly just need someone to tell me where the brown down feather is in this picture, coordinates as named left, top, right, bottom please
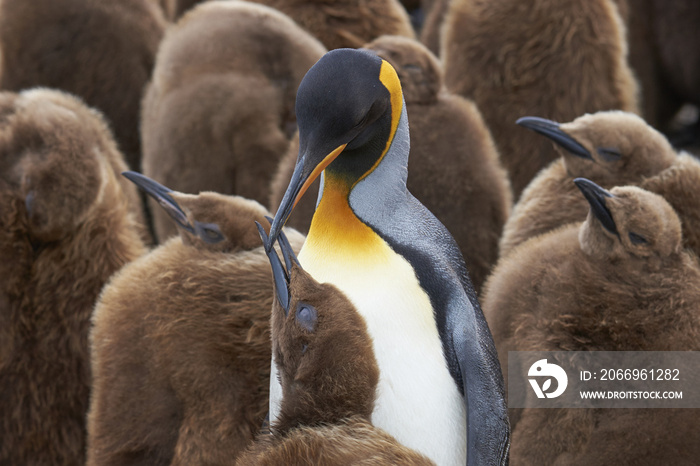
left=419, top=0, right=451, bottom=55
left=169, top=0, right=415, bottom=49
left=87, top=188, right=305, bottom=466
left=611, top=0, right=700, bottom=131
left=0, top=0, right=167, bottom=174
left=442, top=0, right=640, bottom=197
left=0, top=88, right=148, bottom=466
left=141, top=1, right=325, bottom=243
left=499, top=111, right=700, bottom=259
left=482, top=183, right=700, bottom=464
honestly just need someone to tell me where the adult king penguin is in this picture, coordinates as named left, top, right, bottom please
left=266, top=48, right=510, bottom=466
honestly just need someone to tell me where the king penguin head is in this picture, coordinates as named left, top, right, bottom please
left=267, top=48, right=405, bottom=250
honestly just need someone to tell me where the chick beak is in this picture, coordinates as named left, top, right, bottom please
left=122, top=171, right=194, bottom=234
left=256, top=221, right=290, bottom=315
left=517, top=116, right=592, bottom=159
left=574, top=177, right=619, bottom=236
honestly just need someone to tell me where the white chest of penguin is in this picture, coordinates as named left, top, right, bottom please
left=270, top=234, right=467, bottom=466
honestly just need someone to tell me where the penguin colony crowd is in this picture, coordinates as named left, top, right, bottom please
left=0, top=0, right=698, bottom=465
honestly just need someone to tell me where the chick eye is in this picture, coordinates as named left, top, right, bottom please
left=295, top=303, right=317, bottom=332
left=629, top=232, right=648, bottom=245
left=597, top=147, right=622, bottom=162
left=194, top=221, right=224, bottom=244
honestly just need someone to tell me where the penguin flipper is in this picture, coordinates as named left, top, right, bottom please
left=452, top=293, right=511, bottom=466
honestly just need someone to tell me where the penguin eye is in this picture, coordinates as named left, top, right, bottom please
left=295, top=303, right=317, bottom=332
left=628, top=232, right=648, bottom=245
left=195, top=221, right=225, bottom=244
left=597, top=147, right=622, bottom=162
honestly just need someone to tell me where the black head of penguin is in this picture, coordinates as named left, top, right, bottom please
left=268, top=48, right=404, bottom=248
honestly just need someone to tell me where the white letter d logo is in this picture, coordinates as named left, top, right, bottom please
left=528, top=359, right=568, bottom=399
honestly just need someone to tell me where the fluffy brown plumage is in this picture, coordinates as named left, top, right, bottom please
left=546, top=408, right=700, bottom=465
left=499, top=111, right=700, bottom=258
left=237, top=231, right=433, bottom=465
left=87, top=175, right=305, bottom=466
left=270, top=36, right=512, bottom=291
left=442, top=0, right=639, bottom=197
left=238, top=418, right=435, bottom=465
left=640, top=151, right=700, bottom=256
left=0, top=89, right=148, bottom=465
left=141, top=1, right=325, bottom=242
left=0, top=0, right=167, bottom=173
left=170, top=0, right=415, bottom=48
left=419, top=0, right=451, bottom=55
left=612, top=0, right=700, bottom=132
left=170, top=0, right=201, bottom=18
left=482, top=180, right=700, bottom=464
left=252, top=0, right=416, bottom=50
left=19, top=88, right=151, bottom=243
left=150, top=0, right=176, bottom=19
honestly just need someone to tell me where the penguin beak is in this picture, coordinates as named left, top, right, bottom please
left=265, top=215, right=300, bottom=272
left=517, top=116, right=592, bottom=159
left=256, top=221, right=291, bottom=315
left=574, top=177, right=619, bottom=236
left=267, top=143, right=347, bottom=251
left=122, top=171, right=195, bottom=234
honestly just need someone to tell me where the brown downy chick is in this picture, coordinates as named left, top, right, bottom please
left=488, top=178, right=698, bottom=363
left=141, top=0, right=325, bottom=243
left=169, top=0, right=415, bottom=48
left=499, top=111, right=696, bottom=258
left=0, top=0, right=167, bottom=173
left=237, top=229, right=434, bottom=465
left=22, top=88, right=152, bottom=244
left=270, top=36, right=512, bottom=291
left=87, top=173, right=305, bottom=466
left=0, top=90, right=148, bottom=466
left=482, top=179, right=700, bottom=463
left=442, top=0, right=640, bottom=197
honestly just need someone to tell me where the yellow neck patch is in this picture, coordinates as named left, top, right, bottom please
left=303, top=174, right=388, bottom=263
